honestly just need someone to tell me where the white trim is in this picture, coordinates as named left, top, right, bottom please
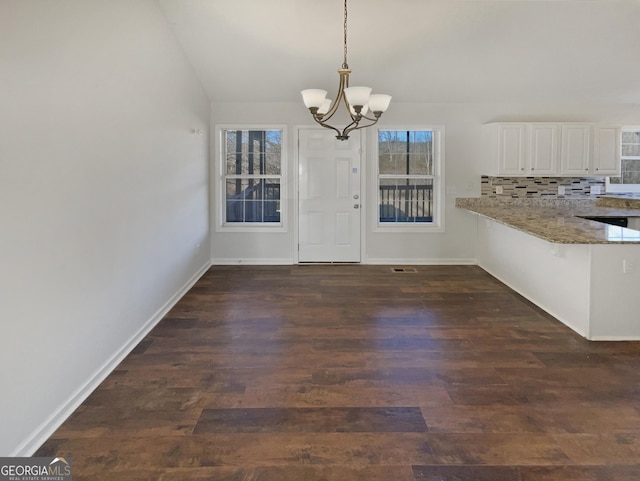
left=588, top=335, right=640, bottom=341
left=360, top=129, right=368, bottom=261
left=364, top=257, right=477, bottom=265
left=374, top=224, right=446, bottom=234
left=11, top=262, right=211, bottom=457
left=372, top=126, right=445, bottom=233
left=606, top=179, right=640, bottom=193
left=214, top=124, right=288, bottom=232
left=216, top=224, right=288, bottom=234
left=212, top=257, right=294, bottom=265
left=586, top=245, right=594, bottom=340
left=210, top=257, right=479, bottom=266
left=292, top=125, right=310, bottom=264
left=295, top=126, right=365, bottom=264
left=606, top=126, right=640, bottom=193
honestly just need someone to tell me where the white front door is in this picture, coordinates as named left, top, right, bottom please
left=298, top=129, right=362, bottom=263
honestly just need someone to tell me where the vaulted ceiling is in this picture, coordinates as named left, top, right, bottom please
left=158, top=0, right=640, bottom=104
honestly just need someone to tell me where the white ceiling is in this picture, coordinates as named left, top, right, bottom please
left=158, top=0, right=640, bottom=104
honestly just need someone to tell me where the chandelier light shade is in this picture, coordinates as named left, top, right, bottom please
left=301, top=0, right=391, bottom=140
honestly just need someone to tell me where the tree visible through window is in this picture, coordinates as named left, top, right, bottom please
left=223, top=129, right=282, bottom=223
left=607, top=129, right=640, bottom=193
left=377, top=130, right=436, bottom=224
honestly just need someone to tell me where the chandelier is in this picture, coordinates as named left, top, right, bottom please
left=301, top=0, right=391, bottom=141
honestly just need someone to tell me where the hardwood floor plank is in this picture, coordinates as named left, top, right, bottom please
left=519, top=465, right=640, bottom=481
left=412, top=465, right=521, bottom=481
left=423, top=403, right=640, bottom=434
left=426, top=433, right=573, bottom=465
left=37, top=433, right=442, bottom=469
left=156, top=466, right=417, bottom=481
left=193, top=407, right=427, bottom=434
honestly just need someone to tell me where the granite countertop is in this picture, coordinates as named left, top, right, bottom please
left=456, top=196, right=640, bottom=244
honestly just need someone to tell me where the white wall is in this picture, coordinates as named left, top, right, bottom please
left=211, top=101, right=640, bottom=265
left=0, top=0, right=210, bottom=455
left=210, top=103, right=300, bottom=264
left=590, top=244, right=640, bottom=340
left=210, top=102, right=481, bottom=264
left=363, top=103, right=483, bottom=264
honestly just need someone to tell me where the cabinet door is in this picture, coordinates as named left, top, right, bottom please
left=561, top=125, right=590, bottom=175
left=498, top=124, right=527, bottom=175
left=529, top=124, right=559, bottom=175
left=592, top=126, right=621, bottom=175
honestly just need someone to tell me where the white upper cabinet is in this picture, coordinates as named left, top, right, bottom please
left=484, top=122, right=620, bottom=177
left=560, top=124, right=591, bottom=175
left=560, top=124, right=621, bottom=175
left=529, top=124, right=560, bottom=175
left=487, top=123, right=559, bottom=176
left=497, top=123, right=527, bottom=175
left=592, top=125, right=621, bottom=175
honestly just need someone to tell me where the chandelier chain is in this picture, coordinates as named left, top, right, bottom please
left=343, top=0, right=348, bottom=68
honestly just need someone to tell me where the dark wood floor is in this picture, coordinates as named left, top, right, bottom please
left=36, top=265, right=640, bottom=480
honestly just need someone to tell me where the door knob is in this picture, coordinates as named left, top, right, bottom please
left=353, top=194, right=359, bottom=200
left=354, top=204, right=360, bottom=209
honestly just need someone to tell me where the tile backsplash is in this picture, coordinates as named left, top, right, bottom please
left=481, top=176, right=606, bottom=198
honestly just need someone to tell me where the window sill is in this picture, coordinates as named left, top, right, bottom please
left=373, top=222, right=444, bottom=234
left=216, top=223, right=286, bottom=233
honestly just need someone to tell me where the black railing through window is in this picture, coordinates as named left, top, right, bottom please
left=228, top=180, right=431, bottom=223
left=379, top=183, right=433, bottom=222
left=226, top=180, right=280, bottom=223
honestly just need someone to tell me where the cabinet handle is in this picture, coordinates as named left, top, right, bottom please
left=595, top=168, right=600, bottom=171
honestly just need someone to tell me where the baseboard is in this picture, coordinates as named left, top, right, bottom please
left=212, top=257, right=294, bottom=265
left=11, top=261, right=211, bottom=457
left=212, top=257, right=478, bottom=266
left=364, top=257, right=478, bottom=265
left=588, top=335, right=640, bottom=341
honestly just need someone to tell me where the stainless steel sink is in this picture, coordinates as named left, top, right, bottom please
left=578, top=215, right=640, bottom=231
left=579, top=216, right=629, bottom=227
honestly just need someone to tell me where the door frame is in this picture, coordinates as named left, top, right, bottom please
left=294, top=125, right=367, bottom=264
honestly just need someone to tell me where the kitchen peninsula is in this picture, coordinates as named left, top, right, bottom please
left=457, top=196, right=640, bottom=340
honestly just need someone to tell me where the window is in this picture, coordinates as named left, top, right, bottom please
left=219, top=128, right=284, bottom=228
left=376, top=128, right=443, bottom=230
left=606, top=128, right=640, bottom=193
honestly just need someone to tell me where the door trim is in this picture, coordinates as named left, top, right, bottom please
left=294, top=126, right=366, bottom=264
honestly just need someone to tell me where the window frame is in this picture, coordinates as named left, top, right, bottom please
left=373, top=126, right=445, bottom=233
left=606, top=126, right=640, bottom=194
left=215, top=125, right=287, bottom=232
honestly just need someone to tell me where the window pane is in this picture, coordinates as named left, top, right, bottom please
left=379, top=178, right=434, bottom=223
left=621, top=159, right=640, bottom=184
left=378, top=130, right=433, bottom=175
left=265, top=153, right=281, bottom=175
left=621, top=130, right=640, bottom=155
left=222, top=128, right=282, bottom=225
left=621, top=143, right=640, bottom=157
left=225, top=178, right=281, bottom=223
left=225, top=129, right=282, bottom=175
left=613, top=130, right=640, bottom=186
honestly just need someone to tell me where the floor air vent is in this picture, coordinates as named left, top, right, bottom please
left=391, top=267, right=418, bottom=273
